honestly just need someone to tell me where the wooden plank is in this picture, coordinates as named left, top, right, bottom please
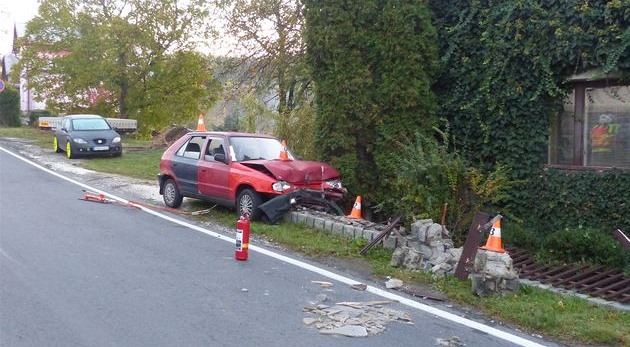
left=454, top=212, right=490, bottom=280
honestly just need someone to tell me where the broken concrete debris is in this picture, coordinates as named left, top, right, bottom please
left=304, top=282, right=413, bottom=337
left=390, top=219, right=519, bottom=297
left=471, top=250, right=520, bottom=297
left=385, top=277, right=404, bottom=289
left=436, top=336, right=465, bottom=346
left=320, top=325, right=369, bottom=337
left=390, top=219, right=459, bottom=279
left=303, top=302, right=413, bottom=337
left=311, top=280, right=334, bottom=288
left=350, top=283, right=367, bottom=291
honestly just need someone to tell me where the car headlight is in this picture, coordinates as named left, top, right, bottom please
left=272, top=181, right=291, bottom=192
left=73, top=138, right=88, bottom=144
left=112, top=136, right=121, bottom=143
left=324, top=179, right=343, bottom=189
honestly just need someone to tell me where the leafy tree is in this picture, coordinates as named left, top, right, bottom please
left=14, top=0, right=220, bottom=135
left=216, top=0, right=314, bottom=153
left=0, top=86, right=21, bottom=127
left=304, top=0, right=439, bottom=214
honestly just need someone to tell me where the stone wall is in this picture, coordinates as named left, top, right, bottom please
left=287, top=211, right=520, bottom=296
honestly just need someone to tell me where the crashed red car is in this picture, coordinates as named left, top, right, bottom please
left=158, top=131, right=345, bottom=219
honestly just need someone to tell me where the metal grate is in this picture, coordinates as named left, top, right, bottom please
left=507, top=248, right=630, bottom=304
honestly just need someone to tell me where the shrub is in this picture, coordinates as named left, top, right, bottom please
left=516, top=169, right=630, bottom=233
left=380, top=129, right=513, bottom=244
left=541, top=228, right=629, bottom=270
left=0, top=86, right=21, bottom=127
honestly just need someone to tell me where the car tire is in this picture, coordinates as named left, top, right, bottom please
left=237, top=188, right=262, bottom=220
left=66, top=141, right=75, bottom=159
left=163, top=179, right=183, bottom=208
left=53, top=137, right=62, bottom=153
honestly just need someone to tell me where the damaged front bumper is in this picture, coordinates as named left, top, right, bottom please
left=258, top=189, right=345, bottom=224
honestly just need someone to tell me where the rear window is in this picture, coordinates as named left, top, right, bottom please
left=176, top=136, right=206, bottom=159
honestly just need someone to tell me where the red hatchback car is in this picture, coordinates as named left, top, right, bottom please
left=158, top=131, right=345, bottom=219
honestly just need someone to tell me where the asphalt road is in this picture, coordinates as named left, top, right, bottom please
left=0, top=144, right=559, bottom=347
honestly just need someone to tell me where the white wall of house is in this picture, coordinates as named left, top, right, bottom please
left=1, top=22, right=46, bottom=114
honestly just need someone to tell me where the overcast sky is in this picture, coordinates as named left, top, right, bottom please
left=0, top=0, right=39, bottom=54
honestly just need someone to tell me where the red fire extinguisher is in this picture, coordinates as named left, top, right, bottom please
left=235, top=215, right=250, bottom=261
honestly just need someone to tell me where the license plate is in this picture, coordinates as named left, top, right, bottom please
left=93, top=146, right=109, bottom=151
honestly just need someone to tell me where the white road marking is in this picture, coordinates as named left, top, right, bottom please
left=0, top=247, right=21, bottom=265
left=0, top=146, right=548, bottom=347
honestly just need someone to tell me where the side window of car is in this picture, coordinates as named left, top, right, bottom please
left=204, top=138, right=225, bottom=161
left=176, top=136, right=205, bottom=160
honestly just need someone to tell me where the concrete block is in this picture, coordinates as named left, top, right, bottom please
left=313, top=217, right=326, bottom=230
left=284, top=212, right=295, bottom=223
left=295, top=213, right=309, bottom=225
left=331, top=223, right=344, bottom=236
left=324, top=219, right=335, bottom=233
left=361, top=228, right=375, bottom=241
left=382, top=235, right=398, bottom=250
left=411, top=219, right=433, bottom=242
left=307, top=215, right=316, bottom=228
left=342, top=225, right=357, bottom=238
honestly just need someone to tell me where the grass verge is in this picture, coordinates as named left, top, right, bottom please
left=2, top=126, right=629, bottom=346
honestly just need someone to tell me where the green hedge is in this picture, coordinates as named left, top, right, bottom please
left=542, top=228, right=628, bottom=270
left=0, top=86, right=21, bottom=127
left=516, top=169, right=630, bottom=233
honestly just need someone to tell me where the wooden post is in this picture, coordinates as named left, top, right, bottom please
left=454, top=212, right=490, bottom=280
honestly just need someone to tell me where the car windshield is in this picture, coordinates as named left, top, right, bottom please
left=230, top=136, right=292, bottom=162
left=72, top=118, right=111, bottom=131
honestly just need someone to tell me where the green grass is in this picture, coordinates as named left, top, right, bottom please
left=3, top=125, right=629, bottom=347
left=435, top=277, right=629, bottom=345
left=81, top=149, right=163, bottom=180
left=0, top=126, right=52, bottom=148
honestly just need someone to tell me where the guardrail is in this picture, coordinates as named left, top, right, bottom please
left=38, top=116, right=138, bottom=134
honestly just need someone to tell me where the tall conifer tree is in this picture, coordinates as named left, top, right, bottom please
left=304, top=0, right=438, bottom=210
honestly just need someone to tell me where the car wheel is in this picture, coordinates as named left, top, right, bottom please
left=53, top=137, right=62, bottom=153
left=163, top=179, right=183, bottom=208
left=237, top=188, right=262, bottom=220
left=66, top=141, right=75, bottom=159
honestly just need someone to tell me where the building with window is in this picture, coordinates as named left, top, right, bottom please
left=549, top=70, right=629, bottom=170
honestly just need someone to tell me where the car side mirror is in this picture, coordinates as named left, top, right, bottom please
left=61, top=127, right=67, bottom=132
left=214, top=153, right=227, bottom=164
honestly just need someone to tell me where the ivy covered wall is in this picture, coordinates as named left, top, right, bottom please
left=430, top=0, right=630, bottom=232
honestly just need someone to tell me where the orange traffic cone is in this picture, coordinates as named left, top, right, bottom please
left=196, top=114, right=206, bottom=131
left=347, top=196, right=362, bottom=219
left=480, top=218, right=506, bottom=253
left=279, top=140, right=289, bottom=161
